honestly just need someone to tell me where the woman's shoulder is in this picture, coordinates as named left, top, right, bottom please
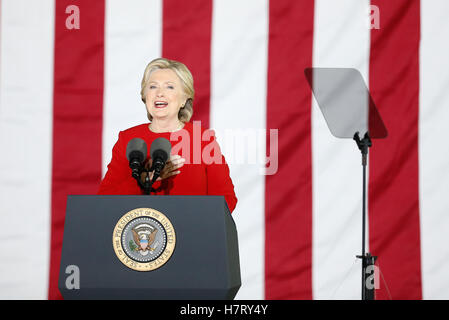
left=116, top=121, right=213, bottom=140
left=182, top=121, right=212, bottom=133
left=119, top=123, right=150, bottom=137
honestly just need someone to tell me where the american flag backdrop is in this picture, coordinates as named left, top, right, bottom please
left=0, top=0, right=448, bottom=300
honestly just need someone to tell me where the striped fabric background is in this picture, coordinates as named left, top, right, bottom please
left=1, top=0, right=448, bottom=300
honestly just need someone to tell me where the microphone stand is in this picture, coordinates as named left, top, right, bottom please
left=131, top=160, right=167, bottom=195
left=354, top=132, right=377, bottom=300
left=130, top=165, right=156, bottom=195
left=142, top=168, right=157, bottom=195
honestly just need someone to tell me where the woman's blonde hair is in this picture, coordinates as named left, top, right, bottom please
left=141, top=57, right=194, bottom=123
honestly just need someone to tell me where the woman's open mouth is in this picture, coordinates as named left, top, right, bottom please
left=154, top=101, right=168, bottom=108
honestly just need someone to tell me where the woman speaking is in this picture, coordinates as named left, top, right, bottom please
left=98, top=58, right=237, bottom=213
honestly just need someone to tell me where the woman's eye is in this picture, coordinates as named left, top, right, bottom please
left=149, top=85, right=157, bottom=89
left=167, top=85, right=174, bottom=89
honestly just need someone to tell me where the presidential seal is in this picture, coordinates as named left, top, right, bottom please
left=112, top=208, right=176, bottom=271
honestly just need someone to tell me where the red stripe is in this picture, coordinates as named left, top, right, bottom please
left=162, top=0, right=212, bottom=129
left=265, top=0, right=314, bottom=299
left=369, top=0, right=422, bottom=299
left=49, top=1, right=105, bottom=299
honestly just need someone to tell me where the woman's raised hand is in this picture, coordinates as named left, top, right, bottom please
left=141, top=155, right=185, bottom=183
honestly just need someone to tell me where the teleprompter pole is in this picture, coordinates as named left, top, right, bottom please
left=354, top=132, right=377, bottom=300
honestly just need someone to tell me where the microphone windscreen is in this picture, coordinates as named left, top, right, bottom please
left=150, top=137, right=172, bottom=161
left=126, top=138, right=147, bottom=162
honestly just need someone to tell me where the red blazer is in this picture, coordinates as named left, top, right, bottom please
left=98, top=122, right=237, bottom=213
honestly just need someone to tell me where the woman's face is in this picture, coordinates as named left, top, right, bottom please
left=145, top=68, right=186, bottom=123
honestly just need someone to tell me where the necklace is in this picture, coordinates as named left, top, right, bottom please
left=149, top=121, right=184, bottom=133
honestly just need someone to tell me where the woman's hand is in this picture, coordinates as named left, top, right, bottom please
left=140, top=155, right=185, bottom=183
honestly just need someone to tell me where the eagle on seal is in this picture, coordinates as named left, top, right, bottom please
left=131, top=224, right=157, bottom=254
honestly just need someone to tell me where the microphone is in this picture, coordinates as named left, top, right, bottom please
left=126, top=138, right=147, bottom=179
left=150, top=138, right=172, bottom=180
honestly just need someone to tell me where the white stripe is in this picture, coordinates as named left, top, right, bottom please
left=419, top=0, right=449, bottom=300
left=0, top=0, right=54, bottom=299
left=102, top=0, right=162, bottom=174
left=210, top=0, right=268, bottom=299
left=312, top=0, right=371, bottom=299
